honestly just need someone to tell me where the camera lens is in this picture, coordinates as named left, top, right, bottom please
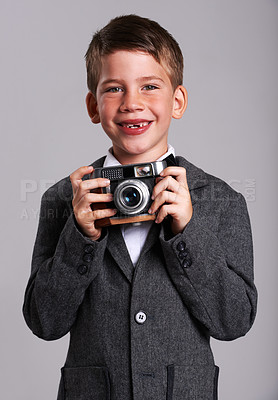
left=122, top=187, right=140, bottom=207
left=114, top=179, right=150, bottom=215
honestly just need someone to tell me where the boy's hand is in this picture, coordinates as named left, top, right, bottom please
left=70, top=166, right=117, bottom=241
left=148, top=166, right=193, bottom=236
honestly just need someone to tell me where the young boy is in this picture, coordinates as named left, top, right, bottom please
left=23, top=15, right=257, bottom=400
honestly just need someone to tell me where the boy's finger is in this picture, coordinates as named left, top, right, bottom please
left=152, top=175, right=179, bottom=199
left=92, top=208, right=118, bottom=222
left=73, top=191, right=110, bottom=210
left=154, top=204, right=173, bottom=224
left=70, top=166, right=94, bottom=194
left=149, top=191, right=177, bottom=214
left=74, top=207, right=117, bottom=223
left=77, top=178, right=111, bottom=193
left=160, top=166, right=188, bottom=187
left=73, top=192, right=113, bottom=209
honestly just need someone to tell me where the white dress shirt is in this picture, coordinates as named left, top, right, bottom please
left=103, top=145, right=175, bottom=265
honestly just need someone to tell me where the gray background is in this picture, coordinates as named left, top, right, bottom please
left=0, top=0, right=277, bottom=399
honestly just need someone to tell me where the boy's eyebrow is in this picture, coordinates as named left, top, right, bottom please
left=100, top=76, right=166, bottom=86
left=137, top=75, right=166, bottom=83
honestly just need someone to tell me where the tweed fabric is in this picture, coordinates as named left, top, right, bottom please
left=23, top=156, right=257, bottom=400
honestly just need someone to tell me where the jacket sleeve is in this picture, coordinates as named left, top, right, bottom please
left=159, top=190, right=257, bottom=341
left=22, top=179, right=108, bottom=341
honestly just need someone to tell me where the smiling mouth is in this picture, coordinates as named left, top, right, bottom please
left=118, top=121, right=151, bottom=129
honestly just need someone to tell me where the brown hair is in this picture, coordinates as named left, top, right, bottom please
left=85, top=14, right=184, bottom=95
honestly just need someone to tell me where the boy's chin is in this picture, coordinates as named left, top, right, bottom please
left=114, top=149, right=165, bottom=165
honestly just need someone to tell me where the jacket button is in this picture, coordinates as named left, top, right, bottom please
left=178, top=249, right=189, bottom=259
left=84, top=244, right=94, bottom=253
left=177, top=241, right=186, bottom=251
left=135, top=311, right=147, bottom=324
left=182, top=257, right=192, bottom=268
left=83, top=253, right=93, bottom=262
left=77, top=265, right=88, bottom=275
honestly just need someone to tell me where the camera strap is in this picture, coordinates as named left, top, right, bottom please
left=164, top=153, right=177, bottom=167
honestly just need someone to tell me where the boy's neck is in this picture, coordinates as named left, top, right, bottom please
left=111, top=145, right=170, bottom=165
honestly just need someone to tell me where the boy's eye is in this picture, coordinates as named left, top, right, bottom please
left=143, top=85, right=158, bottom=90
left=106, top=87, right=123, bottom=93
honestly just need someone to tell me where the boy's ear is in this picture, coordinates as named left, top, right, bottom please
left=172, top=86, right=188, bottom=119
left=86, top=92, right=100, bottom=124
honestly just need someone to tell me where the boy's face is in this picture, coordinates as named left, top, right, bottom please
left=86, top=50, right=187, bottom=164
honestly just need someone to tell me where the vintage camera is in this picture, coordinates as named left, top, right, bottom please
left=91, top=160, right=167, bottom=227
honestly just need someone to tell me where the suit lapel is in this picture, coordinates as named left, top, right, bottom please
left=106, top=222, right=161, bottom=282
left=89, top=154, right=209, bottom=280
left=106, top=225, right=134, bottom=282
left=134, top=222, right=160, bottom=267
left=175, top=156, right=208, bottom=204
left=175, top=156, right=208, bottom=190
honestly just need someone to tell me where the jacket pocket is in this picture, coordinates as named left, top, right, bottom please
left=60, top=366, right=110, bottom=400
left=167, top=364, right=219, bottom=400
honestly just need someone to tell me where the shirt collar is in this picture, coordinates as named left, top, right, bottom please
left=103, top=144, right=176, bottom=168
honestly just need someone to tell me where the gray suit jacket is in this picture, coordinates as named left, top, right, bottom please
left=23, top=155, right=257, bottom=400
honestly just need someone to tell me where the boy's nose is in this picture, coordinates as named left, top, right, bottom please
left=119, top=91, right=145, bottom=113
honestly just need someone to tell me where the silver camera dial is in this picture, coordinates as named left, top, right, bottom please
left=113, top=179, right=150, bottom=215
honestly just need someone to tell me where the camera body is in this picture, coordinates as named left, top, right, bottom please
left=91, top=160, right=167, bottom=226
